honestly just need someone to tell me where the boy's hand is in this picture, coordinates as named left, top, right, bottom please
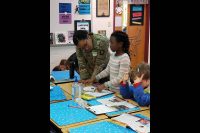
left=120, top=73, right=129, bottom=84
left=134, top=74, right=144, bottom=84
left=96, top=84, right=106, bottom=92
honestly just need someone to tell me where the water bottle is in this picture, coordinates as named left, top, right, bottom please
left=69, top=61, right=75, bottom=79
left=72, top=76, right=79, bottom=100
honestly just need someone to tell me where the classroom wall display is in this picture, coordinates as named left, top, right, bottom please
left=59, top=3, right=72, bottom=24
left=128, top=0, right=149, bottom=4
left=55, top=32, right=68, bottom=45
left=50, top=33, right=54, bottom=45
left=115, top=0, right=123, bottom=15
left=96, top=0, right=110, bottom=17
left=98, top=30, right=106, bottom=36
left=78, top=0, right=90, bottom=15
left=74, top=20, right=91, bottom=32
left=130, top=4, right=144, bottom=26
left=68, top=31, right=74, bottom=43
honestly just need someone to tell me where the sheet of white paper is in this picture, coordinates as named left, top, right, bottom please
left=97, top=96, right=136, bottom=108
left=84, top=90, right=113, bottom=97
left=87, top=105, right=118, bottom=115
left=50, top=86, right=53, bottom=90
left=113, top=113, right=150, bottom=133
left=115, top=16, right=122, bottom=27
left=83, top=86, right=96, bottom=92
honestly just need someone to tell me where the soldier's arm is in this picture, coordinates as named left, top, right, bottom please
left=91, top=39, right=109, bottom=79
left=76, top=47, right=90, bottom=80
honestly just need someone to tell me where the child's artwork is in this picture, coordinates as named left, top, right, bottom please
left=55, top=32, right=67, bottom=45
left=50, top=33, right=54, bottom=45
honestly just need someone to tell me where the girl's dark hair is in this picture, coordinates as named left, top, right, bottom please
left=111, top=31, right=130, bottom=56
left=73, top=30, right=88, bottom=46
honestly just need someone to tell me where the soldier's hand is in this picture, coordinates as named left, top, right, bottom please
left=96, top=84, right=106, bottom=92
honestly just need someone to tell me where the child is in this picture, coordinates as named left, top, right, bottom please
left=120, top=62, right=150, bottom=106
left=88, top=31, right=130, bottom=93
left=52, top=52, right=79, bottom=72
left=52, top=59, right=69, bottom=71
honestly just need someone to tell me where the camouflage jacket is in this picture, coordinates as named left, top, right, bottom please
left=76, top=34, right=109, bottom=80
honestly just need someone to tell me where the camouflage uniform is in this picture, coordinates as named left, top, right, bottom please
left=76, top=34, right=109, bottom=80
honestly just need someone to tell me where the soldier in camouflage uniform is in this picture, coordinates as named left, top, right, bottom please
left=73, top=30, right=109, bottom=83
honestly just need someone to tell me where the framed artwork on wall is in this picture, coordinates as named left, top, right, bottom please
left=96, top=0, right=110, bottom=17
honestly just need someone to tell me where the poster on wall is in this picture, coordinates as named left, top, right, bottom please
left=59, top=3, right=71, bottom=13
left=96, top=0, right=110, bottom=17
left=74, top=20, right=91, bottom=32
left=55, top=32, right=67, bottom=45
left=78, top=0, right=90, bottom=15
left=68, top=31, right=74, bottom=43
left=98, top=30, right=106, bottom=36
left=130, top=4, right=144, bottom=26
left=59, top=3, right=72, bottom=24
left=59, top=14, right=72, bottom=24
left=115, top=0, right=123, bottom=15
left=50, top=33, right=54, bottom=45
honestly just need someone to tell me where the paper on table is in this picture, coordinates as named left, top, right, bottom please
left=83, top=86, right=96, bottom=92
left=112, top=113, right=150, bottom=133
left=84, top=90, right=113, bottom=97
left=50, top=86, right=53, bottom=90
left=87, top=105, right=118, bottom=115
left=97, top=96, right=136, bottom=108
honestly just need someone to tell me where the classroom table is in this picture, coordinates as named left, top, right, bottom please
left=50, top=82, right=150, bottom=132
left=62, top=119, right=129, bottom=133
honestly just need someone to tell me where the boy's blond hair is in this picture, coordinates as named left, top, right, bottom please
left=130, top=62, right=150, bottom=81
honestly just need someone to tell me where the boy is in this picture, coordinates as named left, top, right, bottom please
left=120, top=62, right=150, bottom=106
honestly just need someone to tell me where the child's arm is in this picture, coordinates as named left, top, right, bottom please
left=132, top=84, right=150, bottom=106
left=95, top=63, right=110, bottom=81
left=119, top=81, right=133, bottom=99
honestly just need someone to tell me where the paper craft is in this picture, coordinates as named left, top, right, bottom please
left=97, top=96, right=136, bottom=109
left=69, top=121, right=135, bottom=133
left=81, top=94, right=96, bottom=100
left=112, top=113, right=150, bottom=133
left=84, top=90, right=113, bottom=98
left=87, top=105, right=118, bottom=115
left=83, top=86, right=96, bottom=92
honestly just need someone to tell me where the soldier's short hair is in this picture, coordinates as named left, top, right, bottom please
left=73, top=30, right=88, bottom=46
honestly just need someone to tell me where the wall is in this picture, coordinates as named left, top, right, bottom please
left=91, top=0, right=114, bottom=38
left=50, top=0, right=114, bottom=43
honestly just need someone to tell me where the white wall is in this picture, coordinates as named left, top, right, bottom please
left=50, top=0, right=114, bottom=42
left=91, top=0, right=114, bottom=38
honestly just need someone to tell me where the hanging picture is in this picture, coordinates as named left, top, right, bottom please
left=50, top=33, right=54, bottom=45
left=59, top=3, right=71, bottom=13
left=128, top=0, right=149, bottom=4
left=130, top=4, right=144, bottom=26
left=55, top=32, right=68, bottom=45
left=115, top=0, right=123, bottom=15
left=59, top=13, right=72, bottom=24
left=78, top=0, right=90, bottom=15
left=96, top=0, right=110, bottom=17
left=74, top=20, right=91, bottom=32
left=68, top=31, right=74, bottom=44
left=98, top=30, right=106, bottom=36
left=59, top=3, right=72, bottom=24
